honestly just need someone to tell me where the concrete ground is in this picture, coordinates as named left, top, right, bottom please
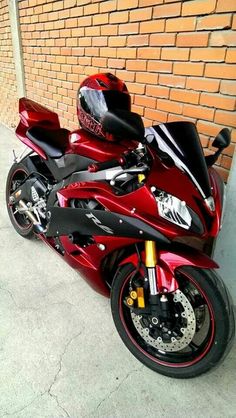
left=0, top=123, right=235, bottom=418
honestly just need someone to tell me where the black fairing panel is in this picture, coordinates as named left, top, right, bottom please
left=146, top=122, right=211, bottom=198
left=46, top=207, right=170, bottom=245
left=46, top=154, right=96, bottom=180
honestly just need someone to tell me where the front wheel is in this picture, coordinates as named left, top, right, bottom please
left=111, top=264, right=235, bottom=378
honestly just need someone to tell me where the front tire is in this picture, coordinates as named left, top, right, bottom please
left=111, top=264, right=235, bottom=378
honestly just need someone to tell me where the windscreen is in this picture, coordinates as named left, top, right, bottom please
left=145, top=121, right=212, bottom=199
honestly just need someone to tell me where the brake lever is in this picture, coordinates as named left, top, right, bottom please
left=110, top=164, right=149, bottom=186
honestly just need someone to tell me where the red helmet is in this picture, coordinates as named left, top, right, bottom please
left=77, top=73, right=131, bottom=140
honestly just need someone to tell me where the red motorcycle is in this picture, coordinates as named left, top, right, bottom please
left=6, top=73, right=234, bottom=378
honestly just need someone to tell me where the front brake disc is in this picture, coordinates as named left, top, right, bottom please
left=131, top=289, right=196, bottom=352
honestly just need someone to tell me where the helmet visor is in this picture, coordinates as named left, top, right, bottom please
left=79, top=88, right=131, bottom=121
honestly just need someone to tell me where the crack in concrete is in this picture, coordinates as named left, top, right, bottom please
left=94, top=365, right=144, bottom=414
left=0, top=286, right=78, bottom=312
left=0, top=391, right=47, bottom=417
left=47, top=331, right=83, bottom=418
left=0, top=286, right=20, bottom=309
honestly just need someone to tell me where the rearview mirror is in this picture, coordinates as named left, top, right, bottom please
left=212, top=128, right=231, bottom=150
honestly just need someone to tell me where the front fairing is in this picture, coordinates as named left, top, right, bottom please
left=143, top=122, right=225, bottom=239
left=145, top=122, right=212, bottom=199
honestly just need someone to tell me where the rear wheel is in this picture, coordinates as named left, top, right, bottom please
left=111, top=264, right=235, bottom=378
left=6, top=163, right=34, bottom=238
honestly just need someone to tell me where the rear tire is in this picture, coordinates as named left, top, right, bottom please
left=111, top=264, right=235, bottom=378
left=6, top=162, right=34, bottom=238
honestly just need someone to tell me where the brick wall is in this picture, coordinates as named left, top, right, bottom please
left=1, top=0, right=236, bottom=179
left=0, top=0, right=18, bottom=128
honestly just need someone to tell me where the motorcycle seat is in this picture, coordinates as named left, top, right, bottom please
left=26, top=126, right=69, bottom=158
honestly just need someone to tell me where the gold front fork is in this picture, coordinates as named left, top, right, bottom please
left=145, top=240, right=158, bottom=295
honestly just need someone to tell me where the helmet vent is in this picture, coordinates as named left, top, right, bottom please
left=97, top=79, right=109, bottom=88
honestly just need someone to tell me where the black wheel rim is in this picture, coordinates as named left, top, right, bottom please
left=7, top=168, right=32, bottom=230
left=119, top=269, right=215, bottom=367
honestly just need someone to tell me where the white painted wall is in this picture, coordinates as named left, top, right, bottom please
left=214, top=149, right=236, bottom=305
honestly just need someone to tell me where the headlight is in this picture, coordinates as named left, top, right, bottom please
left=151, top=188, right=204, bottom=233
left=151, top=188, right=192, bottom=230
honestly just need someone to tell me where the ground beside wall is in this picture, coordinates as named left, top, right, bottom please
left=0, top=0, right=236, bottom=180
left=0, top=0, right=18, bottom=128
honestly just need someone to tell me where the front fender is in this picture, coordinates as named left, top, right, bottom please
left=119, top=246, right=218, bottom=292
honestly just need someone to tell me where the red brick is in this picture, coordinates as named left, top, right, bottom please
left=70, top=6, right=83, bottom=17
left=52, top=1, right=64, bottom=11
left=126, top=82, right=145, bottom=94
left=136, top=72, right=159, bottom=84
left=108, top=58, right=125, bottom=68
left=144, top=108, right=168, bottom=123
left=205, top=64, right=236, bottom=79
left=214, top=110, right=236, bottom=127
left=140, top=20, right=165, bottom=33
left=210, top=31, right=236, bottom=46
left=109, top=36, right=126, bottom=47
left=100, top=47, right=117, bottom=58
left=92, top=57, right=107, bottom=67
left=153, top=2, right=181, bottom=18
left=233, top=14, right=236, bottom=29
left=150, top=33, right=176, bottom=46
left=119, top=23, right=139, bottom=35
left=190, top=47, right=226, bottom=62
left=130, top=7, right=152, bottom=22
left=159, top=74, right=186, bottom=88
left=200, top=93, right=236, bottom=110
left=139, top=0, right=163, bottom=5
left=135, top=95, right=156, bottom=109
left=109, top=11, right=128, bottom=24
left=226, top=48, right=236, bottom=63
left=100, top=0, right=116, bottom=13
left=116, top=70, right=135, bottom=82
left=221, top=155, right=232, bottom=169
left=117, top=0, right=138, bottom=9
left=216, top=0, right=236, bottom=12
left=157, top=99, right=183, bottom=114
left=220, top=80, right=236, bottom=96
left=93, top=37, right=108, bottom=47
left=126, top=60, right=147, bottom=71
left=137, top=47, right=161, bottom=59
left=127, top=35, right=149, bottom=47
left=170, top=89, right=200, bottom=104
left=146, top=85, right=170, bottom=99
left=77, top=16, right=92, bottom=27
left=93, top=13, right=109, bottom=25
left=84, top=3, right=99, bottom=15
left=166, top=17, right=196, bottom=32
left=101, top=25, right=118, bottom=36
left=177, top=32, right=209, bottom=47
left=85, top=47, right=99, bottom=57
left=65, top=0, right=76, bottom=7
left=182, top=0, right=216, bottom=16
left=117, top=48, right=137, bottom=59
left=186, top=77, right=220, bottom=92
left=174, top=62, right=204, bottom=76
left=197, top=13, right=232, bottom=30
left=183, top=104, right=215, bottom=121
left=197, top=120, right=225, bottom=137
left=161, top=48, right=189, bottom=61
left=147, top=61, right=172, bottom=73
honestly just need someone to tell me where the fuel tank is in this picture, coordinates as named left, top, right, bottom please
left=67, top=128, right=137, bottom=162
